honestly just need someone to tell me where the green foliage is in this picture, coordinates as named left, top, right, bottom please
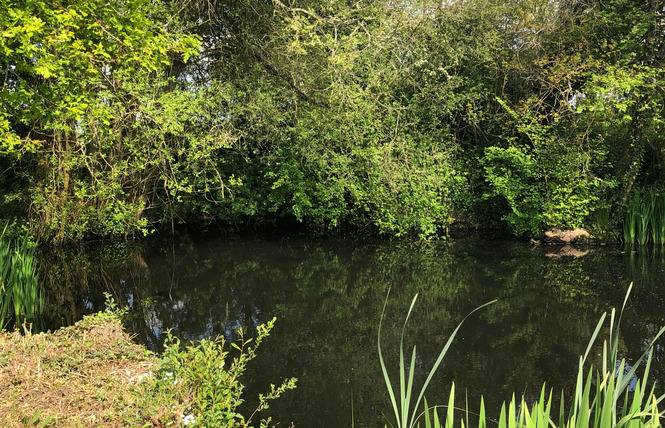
left=2, top=0, right=665, bottom=239
left=0, top=223, right=43, bottom=331
left=481, top=97, right=603, bottom=235
left=148, top=317, right=297, bottom=427
left=198, top=0, right=480, bottom=238
left=0, top=0, right=217, bottom=241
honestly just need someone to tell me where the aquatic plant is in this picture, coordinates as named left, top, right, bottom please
left=624, top=190, right=665, bottom=247
left=624, top=205, right=637, bottom=246
left=383, top=284, right=665, bottom=428
left=650, top=192, right=665, bottom=246
left=592, top=206, right=614, bottom=240
left=0, top=225, right=44, bottom=331
left=377, top=290, right=495, bottom=428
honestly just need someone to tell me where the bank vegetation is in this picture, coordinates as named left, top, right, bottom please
left=1, top=0, right=664, bottom=242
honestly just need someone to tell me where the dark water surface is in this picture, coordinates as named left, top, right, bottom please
left=39, top=232, right=665, bottom=427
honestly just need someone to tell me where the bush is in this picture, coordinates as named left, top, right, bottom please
left=146, top=317, right=297, bottom=427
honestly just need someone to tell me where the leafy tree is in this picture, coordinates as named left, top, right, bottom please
left=0, top=0, right=216, bottom=240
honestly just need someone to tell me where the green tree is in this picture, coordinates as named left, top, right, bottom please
left=0, top=0, right=217, bottom=240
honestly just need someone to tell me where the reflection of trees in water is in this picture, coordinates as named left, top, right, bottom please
left=39, top=235, right=665, bottom=427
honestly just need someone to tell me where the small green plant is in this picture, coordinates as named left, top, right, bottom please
left=0, top=223, right=44, bottom=331
left=395, top=284, right=665, bottom=428
left=592, top=206, right=614, bottom=240
left=147, top=317, right=297, bottom=427
left=19, top=409, right=56, bottom=427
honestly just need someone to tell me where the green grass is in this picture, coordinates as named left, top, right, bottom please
left=382, top=284, right=665, bottom=428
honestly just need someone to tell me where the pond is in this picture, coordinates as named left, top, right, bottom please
left=39, top=231, right=665, bottom=427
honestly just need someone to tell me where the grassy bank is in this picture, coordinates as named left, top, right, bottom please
left=0, top=311, right=157, bottom=426
left=0, top=309, right=296, bottom=427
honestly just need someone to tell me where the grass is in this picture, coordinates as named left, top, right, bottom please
left=0, top=306, right=296, bottom=427
left=0, top=310, right=155, bottom=426
left=382, top=283, right=665, bottom=428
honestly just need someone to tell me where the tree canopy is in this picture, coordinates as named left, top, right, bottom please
left=1, top=0, right=664, bottom=241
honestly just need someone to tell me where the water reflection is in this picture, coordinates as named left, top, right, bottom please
left=39, top=234, right=665, bottom=427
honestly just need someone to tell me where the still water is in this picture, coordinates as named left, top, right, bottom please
left=39, top=232, right=665, bottom=427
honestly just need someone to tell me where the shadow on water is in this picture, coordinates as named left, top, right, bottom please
left=38, top=233, right=665, bottom=427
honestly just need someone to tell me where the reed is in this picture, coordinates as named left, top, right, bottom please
left=631, top=191, right=651, bottom=246
left=0, top=225, right=44, bottom=331
left=650, top=193, right=665, bottom=246
left=624, top=190, right=665, bottom=247
left=384, top=284, right=665, bottom=428
left=377, top=290, right=495, bottom=428
left=623, top=198, right=638, bottom=245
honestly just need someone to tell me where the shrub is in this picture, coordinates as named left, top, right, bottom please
left=146, top=317, right=297, bottom=427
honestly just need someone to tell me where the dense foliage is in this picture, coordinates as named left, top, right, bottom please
left=1, top=0, right=664, bottom=240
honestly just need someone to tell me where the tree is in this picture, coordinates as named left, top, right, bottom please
left=0, top=0, right=224, bottom=240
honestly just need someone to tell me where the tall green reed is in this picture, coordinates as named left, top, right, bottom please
left=377, top=289, right=495, bottom=428
left=636, top=195, right=652, bottom=246
left=394, top=283, right=665, bottom=428
left=624, top=190, right=665, bottom=246
left=651, top=192, right=665, bottom=246
left=0, top=224, right=44, bottom=331
left=624, top=207, right=637, bottom=246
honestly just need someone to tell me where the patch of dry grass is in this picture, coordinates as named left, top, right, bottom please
left=0, top=312, right=157, bottom=427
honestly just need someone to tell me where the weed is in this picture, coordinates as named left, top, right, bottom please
left=147, top=317, right=297, bottom=427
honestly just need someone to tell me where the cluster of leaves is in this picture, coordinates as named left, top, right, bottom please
left=0, top=0, right=230, bottom=240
